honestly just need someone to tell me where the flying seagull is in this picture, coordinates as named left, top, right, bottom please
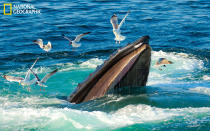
left=110, top=11, right=130, bottom=44
left=30, top=68, right=58, bottom=89
left=155, top=58, right=173, bottom=70
left=62, top=32, right=91, bottom=48
left=2, top=58, right=39, bottom=90
left=33, top=39, right=52, bottom=52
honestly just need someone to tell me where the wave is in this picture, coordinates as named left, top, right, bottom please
left=58, top=58, right=104, bottom=72
left=0, top=95, right=67, bottom=109
left=0, top=50, right=209, bottom=130
left=0, top=103, right=209, bottom=130
left=189, top=87, right=210, bottom=96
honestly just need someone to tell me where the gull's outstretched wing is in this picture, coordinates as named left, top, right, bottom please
left=74, top=32, right=91, bottom=42
left=33, top=39, right=43, bottom=48
left=30, top=69, right=41, bottom=81
left=30, top=69, right=48, bottom=87
left=25, top=58, right=39, bottom=81
left=62, top=34, right=72, bottom=42
left=41, top=69, right=58, bottom=83
left=110, top=14, right=118, bottom=30
left=118, top=11, right=130, bottom=29
left=28, top=78, right=38, bottom=85
left=3, top=75, right=24, bottom=83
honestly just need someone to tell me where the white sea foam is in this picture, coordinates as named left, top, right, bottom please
left=58, top=58, right=104, bottom=72
left=151, top=50, right=203, bottom=71
left=80, top=58, right=104, bottom=68
left=0, top=104, right=209, bottom=130
left=189, top=87, right=210, bottom=95
left=148, top=50, right=204, bottom=85
left=0, top=96, right=67, bottom=109
left=203, top=75, right=210, bottom=81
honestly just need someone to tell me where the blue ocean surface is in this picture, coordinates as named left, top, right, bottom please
left=0, top=0, right=209, bottom=130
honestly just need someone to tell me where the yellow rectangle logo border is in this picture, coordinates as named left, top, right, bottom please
left=4, top=3, right=12, bottom=15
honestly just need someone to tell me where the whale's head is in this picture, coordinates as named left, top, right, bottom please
left=69, top=36, right=151, bottom=104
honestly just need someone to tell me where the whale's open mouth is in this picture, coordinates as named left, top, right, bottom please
left=69, top=36, right=151, bottom=104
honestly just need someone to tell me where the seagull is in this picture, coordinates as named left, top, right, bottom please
left=62, top=32, right=91, bottom=48
left=33, top=39, right=52, bottom=52
left=2, top=58, right=39, bottom=90
left=155, top=58, right=173, bottom=70
left=110, top=11, right=130, bottom=44
left=30, top=68, right=58, bottom=90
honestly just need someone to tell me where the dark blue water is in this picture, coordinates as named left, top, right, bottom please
left=0, top=0, right=209, bottom=130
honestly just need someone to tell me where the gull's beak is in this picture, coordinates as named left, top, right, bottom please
left=33, top=40, right=37, bottom=43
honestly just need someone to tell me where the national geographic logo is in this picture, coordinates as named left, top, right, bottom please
left=4, top=3, right=12, bottom=15
left=3, top=3, right=41, bottom=15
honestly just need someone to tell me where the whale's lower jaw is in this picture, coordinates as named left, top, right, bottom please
left=69, top=36, right=151, bottom=104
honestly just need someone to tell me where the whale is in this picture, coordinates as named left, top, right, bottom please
left=69, top=36, right=151, bottom=104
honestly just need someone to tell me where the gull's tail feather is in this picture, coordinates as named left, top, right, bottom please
left=83, top=32, right=91, bottom=35
left=72, top=43, right=81, bottom=48
left=115, top=35, right=126, bottom=41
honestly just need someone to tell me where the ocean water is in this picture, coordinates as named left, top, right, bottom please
left=0, top=0, right=209, bottom=130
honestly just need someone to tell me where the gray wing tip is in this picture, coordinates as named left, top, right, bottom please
left=62, top=34, right=68, bottom=38
left=84, top=32, right=91, bottom=35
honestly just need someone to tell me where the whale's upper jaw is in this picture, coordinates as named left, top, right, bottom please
left=135, top=35, right=150, bottom=44
left=69, top=35, right=151, bottom=104
left=142, top=35, right=150, bottom=44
